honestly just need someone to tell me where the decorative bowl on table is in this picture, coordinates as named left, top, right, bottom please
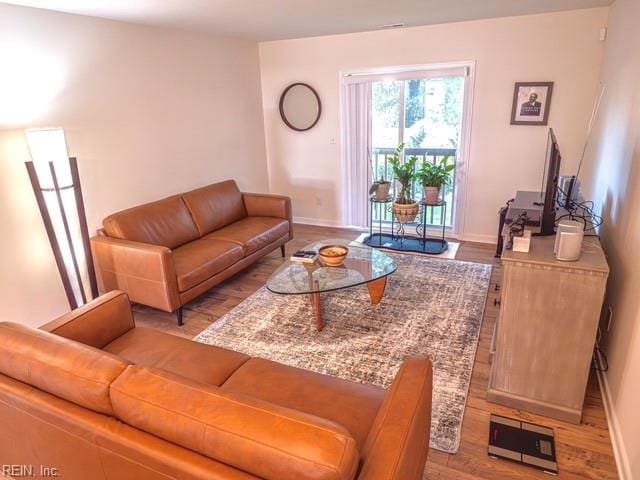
left=318, top=245, right=349, bottom=267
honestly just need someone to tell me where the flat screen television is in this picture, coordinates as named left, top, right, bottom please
left=537, top=128, right=561, bottom=236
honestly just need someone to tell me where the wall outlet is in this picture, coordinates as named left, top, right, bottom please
left=315, top=196, right=322, bottom=206
left=599, top=27, right=607, bottom=42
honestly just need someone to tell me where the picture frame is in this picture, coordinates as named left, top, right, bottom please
left=510, top=82, right=554, bottom=126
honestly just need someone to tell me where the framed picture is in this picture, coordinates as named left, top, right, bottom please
left=510, top=82, right=554, bottom=125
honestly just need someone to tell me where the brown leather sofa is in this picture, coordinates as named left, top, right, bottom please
left=0, top=291, right=433, bottom=480
left=91, top=180, right=292, bottom=325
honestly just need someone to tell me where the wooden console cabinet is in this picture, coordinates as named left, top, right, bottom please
left=487, top=235, right=609, bottom=423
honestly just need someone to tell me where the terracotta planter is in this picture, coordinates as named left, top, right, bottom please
left=374, top=182, right=391, bottom=201
left=423, top=186, right=441, bottom=205
left=393, top=201, right=419, bottom=223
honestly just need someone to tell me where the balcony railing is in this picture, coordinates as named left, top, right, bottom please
left=371, top=147, right=457, bottom=226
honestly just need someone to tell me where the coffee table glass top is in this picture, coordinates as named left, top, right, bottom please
left=266, top=239, right=397, bottom=295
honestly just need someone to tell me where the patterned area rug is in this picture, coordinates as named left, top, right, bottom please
left=193, top=253, right=491, bottom=454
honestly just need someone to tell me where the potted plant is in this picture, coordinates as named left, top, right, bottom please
left=416, top=156, right=455, bottom=205
left=369, top=175, right=391, bottom=201
left=368, top=150, right=391, bottom=201
left=389, top=144, right=419, bottom=223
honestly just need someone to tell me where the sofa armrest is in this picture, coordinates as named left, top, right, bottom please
left=91, top=235, right=180, bottom=313
left=359, top=357, right=433, bottom=480
left=242, top=193, right=293, bottom=239
left=40, top=291, right=135, bottom=349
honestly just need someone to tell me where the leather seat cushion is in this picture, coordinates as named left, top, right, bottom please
left=0, top=322, right=128, bottom=416
left=222, top=358, right=385, bottom=450
left=182, top=180, right=247, bottom=236
left=203, top=217, right=289, bottom=256
left=111, top=366, right=360, bottom=480
left=103, top=327, right=249, bottom=386
left=103, top=195, right=200, bottom=249
left=173, top=239, right=244, bottom=292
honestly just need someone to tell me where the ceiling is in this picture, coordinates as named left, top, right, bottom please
left=2, top=0, right=613, bottom=41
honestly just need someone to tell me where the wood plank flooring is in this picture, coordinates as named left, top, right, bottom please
left=134, top=223, right=619, bottom=480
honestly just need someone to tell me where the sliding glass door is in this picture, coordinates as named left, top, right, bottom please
left=370, top=75, right=465, bottom=227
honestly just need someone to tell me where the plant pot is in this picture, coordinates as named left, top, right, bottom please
left=423, top=186, right=441, bottom=205
left=375, top=182, right=391, bottom=201
left=393, top=201, right=419, bottom=223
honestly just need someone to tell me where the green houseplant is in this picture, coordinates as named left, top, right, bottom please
left=368, top=149, right=391, bottom=201
left=388, top=144, right=419, bottom=223
left=416, top=156, right=455, bottom=204
left=368, top=175, right=391, bottom=201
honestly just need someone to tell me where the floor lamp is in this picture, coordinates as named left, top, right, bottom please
left=25, top=128, right=98, bottom=309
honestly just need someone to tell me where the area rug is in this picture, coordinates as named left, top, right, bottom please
left=193, top=253, right=491, bottom=454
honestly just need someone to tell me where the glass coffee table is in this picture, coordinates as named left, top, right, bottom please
left=266, top=239, right=397, bottom=331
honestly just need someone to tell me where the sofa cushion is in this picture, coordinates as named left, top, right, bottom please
left=222, top=358, right=384, bottom=450
left=172, top=239, right=244, bottom=292
left=182, top=180, right=247, bottom=236
left=110, top=366, right=359, bottom=480
left=203, top=217, right=289, bottom=256
left=103, top=327, right=249, bottom=386
left=0, top=322, right=128, bottom=416
left=103, top=195, right=200, bottom=249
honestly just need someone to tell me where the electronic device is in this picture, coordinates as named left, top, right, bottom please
left=488, top=414, right=558, bottom=475
left=537, top=128, right=562, bottom=236
left=554, top=219, right=584, bottom=261
left=554, top=219, right=584, bottom=254
left=558, top=175, right=581, bottom=208
left=504, top=192, right=542, bottom=225
left=499, top=129, right=603, bottom=249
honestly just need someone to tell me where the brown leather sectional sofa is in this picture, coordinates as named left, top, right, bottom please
left=0, top=291, right=433, bottom=479
left=91, top=180, right=292, bottom=325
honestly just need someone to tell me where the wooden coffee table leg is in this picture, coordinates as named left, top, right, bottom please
left=312, top=291, right=324, bottom=331
left=367, top=277, right=388, bottom=305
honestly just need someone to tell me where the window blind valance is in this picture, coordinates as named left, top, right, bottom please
left=343, top=66, right=468, bottom=85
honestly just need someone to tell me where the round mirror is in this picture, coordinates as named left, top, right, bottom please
left=279, top=83, right=321, bottom=131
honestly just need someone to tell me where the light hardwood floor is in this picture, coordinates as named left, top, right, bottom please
left=135, top=224, right=619, bottom=480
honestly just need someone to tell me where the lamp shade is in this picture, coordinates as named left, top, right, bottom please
left=25, top=128, right=97, bottom=309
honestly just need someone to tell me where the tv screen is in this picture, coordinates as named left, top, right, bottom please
left=538, top=128, right=561, bottom=236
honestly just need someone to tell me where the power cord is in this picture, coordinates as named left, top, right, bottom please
left=592, top=326, right=609, bottom=372
left=554, top=185, right=603, bottom=234
left=592, top=345, right=609, bottom=372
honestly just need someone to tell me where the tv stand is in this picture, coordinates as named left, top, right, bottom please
left=487, top=235, right=609, bottom=423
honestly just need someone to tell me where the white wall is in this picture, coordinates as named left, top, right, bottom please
left=580, top=0, right=640, bottom=477
left=259, top=8, right=608, bottom=241
left=0, top=3, right=268, bottom=326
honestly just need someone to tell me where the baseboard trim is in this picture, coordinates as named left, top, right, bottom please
left=293, top=216, right=363, bottom=230
left=596, top=352, right=631, bottom=480
left=461, top=233, right=497, bottom=245
left=486, top=387, right=582, bottom=424
left=294, top=217, right=496, bottom=244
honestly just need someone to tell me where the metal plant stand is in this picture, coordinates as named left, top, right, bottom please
left=363, top=197, right=448, bottom=255
left=415, top=200, right=448, bottom=254
left=366, top=196, right=393, bottom=248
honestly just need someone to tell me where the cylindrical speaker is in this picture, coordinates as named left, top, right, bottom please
left=554, top=219, right=584, bottom=261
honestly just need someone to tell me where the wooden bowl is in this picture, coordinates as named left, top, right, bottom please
left=318, top=245, right=349, bottom=267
